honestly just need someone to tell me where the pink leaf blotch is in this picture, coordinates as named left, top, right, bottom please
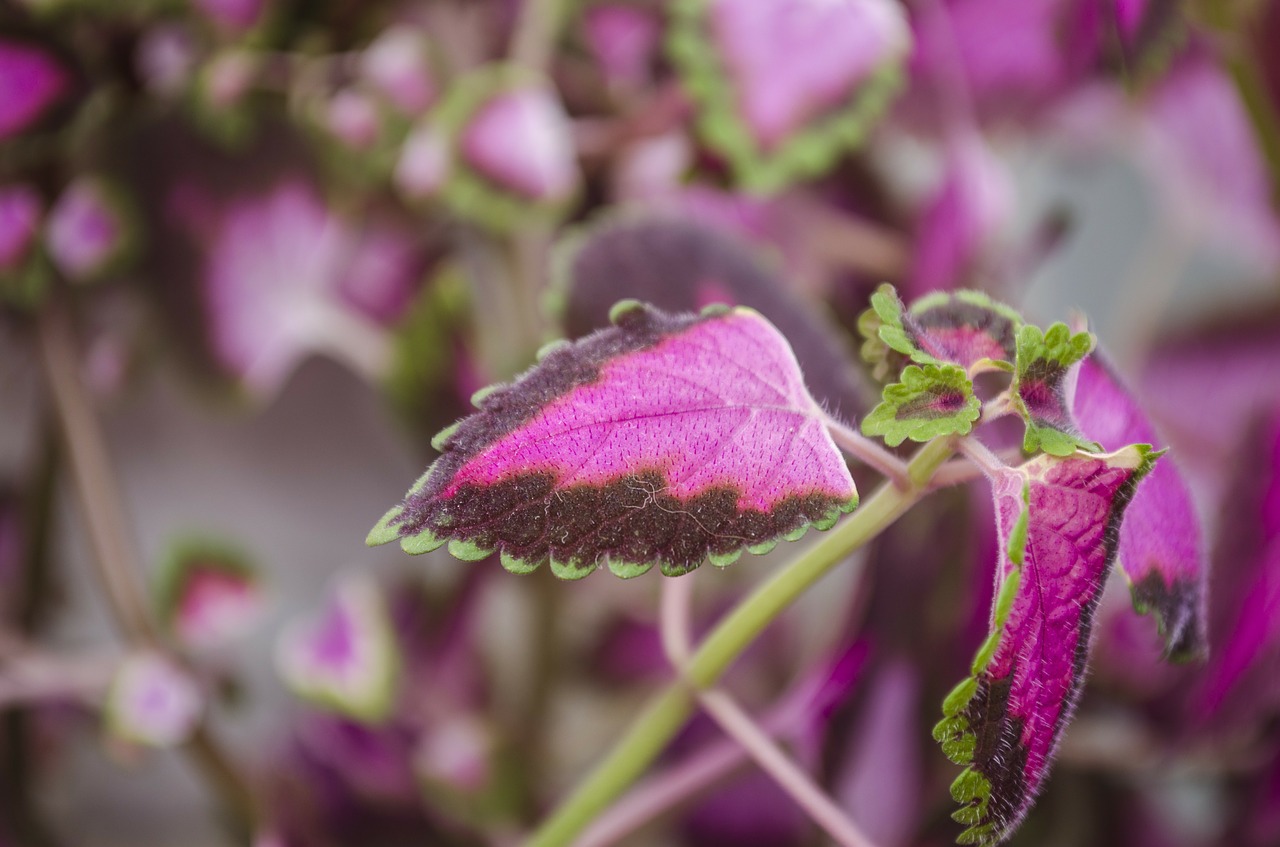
left=155, top=540, right=261, bottom=651
left=934, top=445, right=1160, bottom=845
left=1072, top=353, right=1207, bottom=661
left=860, top=284, right=1023, bottom=380
left=368, top=303, right=858, bottom=579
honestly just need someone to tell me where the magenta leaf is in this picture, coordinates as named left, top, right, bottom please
left=553, top=214, right=873, bottom=417
left=1011, top=323, right=1100, bottom=456
left=667, top=0, right=910, bottom=192
left=0, top=38, right=71, bottom=140
left=1071, top=353, right=1207, bottom=660
left=155, top=539, right=261, bottom=651
left=860, top=284, right=1024, bottom=380
left=934, top=445, right=1160, bottom=845
left=368, top=303, right=858, bottom=579
left=0, top=183, right=41, bottom=273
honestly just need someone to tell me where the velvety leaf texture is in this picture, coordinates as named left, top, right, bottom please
left=1071, top=353, right=1207, bottom=660
left=934, top=445, right=1160, bottom=845
left=861, top=284, right=1023, bottom=379
left=1012, top=323, right=1099, bottom=456
left=862, top=363, right=981, bottom=446
left=554, top=214, right=872, bottom=417
left=369, top=303, right=858, bottom=579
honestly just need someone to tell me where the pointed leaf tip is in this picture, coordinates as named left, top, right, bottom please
left=373, top=303, right=856, bottom=578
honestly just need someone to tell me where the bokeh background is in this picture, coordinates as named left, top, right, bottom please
left=2, top=0, right=1280, bottom=846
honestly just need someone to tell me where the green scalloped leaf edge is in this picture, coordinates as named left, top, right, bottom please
left=428, top=63, right=579, bottom=232
left=1012, top=322, right=1100, bottom=457
left=931, top=480, right=1030, bottom=845
left=861, top=363, right=980, bottom=447
left=667, top=0, right=907, bottom=194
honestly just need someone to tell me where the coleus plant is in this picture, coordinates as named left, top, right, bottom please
left=368, top=280, right=1205, bottom=845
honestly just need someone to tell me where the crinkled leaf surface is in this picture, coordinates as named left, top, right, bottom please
left=554, top=214, right=872, bottom=417
left=861, top=284, right=1022, bottom=378
left=1012, top=323, right=1099, bottom=456
left=1072, top=353, right=1206, bottom=660
left=934, top=445, right=1159, bottom=845
left=862, top=363, right=980, bottom=446
left=369, top=303, right=857, bottom=579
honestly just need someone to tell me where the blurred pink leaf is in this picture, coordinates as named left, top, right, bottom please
left=0, top=184, right=41, bottom=273
left=0, top=38, right=69, bottom=139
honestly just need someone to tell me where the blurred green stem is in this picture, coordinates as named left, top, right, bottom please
left=511, top=0, right=567, bottom=72
left=526, top=437, right=956, bottom=847
left=36, top=301, right=258, bottom=839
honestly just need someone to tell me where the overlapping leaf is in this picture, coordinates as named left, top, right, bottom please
left=934, top=445, right=1160, bottom=845
left=859, top=284, right=1023, bottom=380
left=552, top=214, right=873, bottom=416
left=368, top=303, right=857, bottom=579
left=1011, top=323, right=1099, bottom=456
left=1072, top=353, right=1206, bottom=660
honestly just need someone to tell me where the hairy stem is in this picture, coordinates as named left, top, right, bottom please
left=527, top=437, right=956, bottom=847
left=660, top=578, right=877, bottom=847
left=824, top=416, right=910, bottom=490
left=36, top=303, right=258, bottom=835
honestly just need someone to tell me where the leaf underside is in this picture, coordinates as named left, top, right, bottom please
left=934, top=446, right=1160, bottom=845
left=369, top=303, right=857, bottom=579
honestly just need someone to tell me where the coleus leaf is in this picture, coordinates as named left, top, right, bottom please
left=667, top=0, right=911, bottom=193
left=1071, top=353, right=1206, bottom=661
left=368, top=303, right=858, bottom=579
left=551, top=214, right=873, bottom=416
left=1010, top=323, right=1100, bottom=456
left=154, top=539, right=261, bottom=651
left=105, top=652, right=203, bottom=748
left=861, top=363, right=981, bottom=447
left=934, top=445, right=1160, bottom=845
left=859, top=284, right=1023, bottom=380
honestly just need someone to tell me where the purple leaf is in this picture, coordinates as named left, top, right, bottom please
left=0, top=38, right=70, bottom=140
left=155, top=541, right=261, bottom=650
left=1011, top=322, right=1099, bottom=456
left=934, top=445, right=1160, bottom=845
left=554, top=214, right=873, bottom=417
left=105, top=652, right=204, bottom=748
left=0, top=184, right=41, bottom=273
left=668, top=0, right=910, bottom=191
left=45, top=177, right=130, bottom=281
left=861, top=284, right=1024, bottom=378
left=276, top=576, right=400, bottom=722
left=368, top=303, right=858, bottom=579
left=1071, top=353, right=1206, bottom=660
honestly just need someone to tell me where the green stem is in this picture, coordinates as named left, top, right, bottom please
left=527, top=437, right=956, bottom=847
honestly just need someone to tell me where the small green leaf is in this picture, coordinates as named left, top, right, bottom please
left=861, top=363, right=981, bottom=446
left=1012, top=323, right=1100, bottom=456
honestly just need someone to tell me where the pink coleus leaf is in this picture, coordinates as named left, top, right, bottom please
left=45, top=177, right=131, bottom=281
left=368, top=303, right=858, bottom=579
left=155, top=540, right=261, bottom=650
left=0, top=184, right=41, bottom=273
left=105, top=652, right=204, bottom=748
left=934, top=445, right=1160, bottom=845
left=0, top=38, right=70, bottom=140
left=860, top=284, right=1024, bottom=381
left=276, top=575, right=400, bottom=723
left=1011, top=322, right=1100, bottom=456
left=668, top=0, right=911, bottom=192
left=554, top=214, right=873, bottom=417
left=1071, top=353, right=1206, bottom=660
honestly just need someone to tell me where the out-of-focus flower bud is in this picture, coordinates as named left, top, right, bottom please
left=324, top=88, right=381, bottom=151
left=359, top=26, right=436, bottom=116
left=136, top=24, right=199, bottom=96
left=394, top=122, right=450, bottom=200
left=105, top=652, right=204, bottom=748
left=45, top=177, right=131, bottom=282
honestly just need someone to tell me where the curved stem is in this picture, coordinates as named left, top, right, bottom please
left=823, top=416, right=910, bottom=491
left=957, top=436, right=1007, bottom=478
left=527, top=437, right=956, bottom=847
left=659, top=578, right=876, bottom=847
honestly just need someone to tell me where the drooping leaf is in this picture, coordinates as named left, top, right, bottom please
left=552, top=213, right=873, bottom=417
left=861, top=363, right=981, bottom=447
left=859, top=284, right=1023, bottom=379
left=105, top=652, right=204, bottom=748
left=276, top=576, right=400, bottom=723
left=368, top=303, right=858, bottom=579
left=934, top=445, right=1160, bottom=845
left=1072, top=353, right=1206, bottom=660
left=1011, top=323, right=1099, bottom=456
left=667, top=0, right=911, bottom=193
